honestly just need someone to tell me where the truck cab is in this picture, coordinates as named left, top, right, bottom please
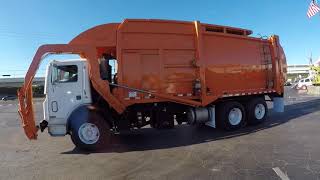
left=43, top=59, right=92, bottom=136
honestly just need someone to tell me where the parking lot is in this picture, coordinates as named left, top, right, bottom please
left=0, top=88, right=320, bottom=180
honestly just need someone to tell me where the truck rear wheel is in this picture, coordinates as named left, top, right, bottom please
left=217, top=101, right=246, bottom=131
left=70, top=112, right=111, bottom=151
left=245, top=98, right=268, bottom=125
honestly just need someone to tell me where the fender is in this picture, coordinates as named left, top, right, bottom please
left=66, top=104, right=114, bottom=132
left=67, top=105, right=98, bottom=132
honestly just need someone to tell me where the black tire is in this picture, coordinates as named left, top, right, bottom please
left=69, top=111, right=111, bottom=151
left=245, top=98, right=268, bottom=125
left=217, top=101, right=246, bottom=131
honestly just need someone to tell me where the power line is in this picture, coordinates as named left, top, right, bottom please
left=0, top=29, right=66, bottom=40
left=0, top=33, right=60, bottom=40
left=0, top=26, right=59, bottom=37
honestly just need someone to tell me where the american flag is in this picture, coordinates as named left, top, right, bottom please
left=307, top=0, right=320, bottom=18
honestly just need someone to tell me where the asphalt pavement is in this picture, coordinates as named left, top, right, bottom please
left=0, top=88, right=320, bottom=180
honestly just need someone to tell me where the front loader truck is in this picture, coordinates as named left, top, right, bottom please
left=18, top=19, right=287, bottom=150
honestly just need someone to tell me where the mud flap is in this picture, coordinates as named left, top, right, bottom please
left=273, top=97, right=284, bottom=113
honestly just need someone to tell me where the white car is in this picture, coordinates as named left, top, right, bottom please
left=1, top=95, right=16, bottom=101
left=295, top=78, right=313, bottom=90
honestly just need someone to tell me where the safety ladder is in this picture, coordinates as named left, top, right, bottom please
left=260, top=39, right=274, bottom=89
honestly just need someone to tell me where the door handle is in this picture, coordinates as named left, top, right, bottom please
left=51, top=101, right=58, bottom=112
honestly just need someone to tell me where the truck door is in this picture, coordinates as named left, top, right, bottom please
left=49, top=63, right=84, bottom=125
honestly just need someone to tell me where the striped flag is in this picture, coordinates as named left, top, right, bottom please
left=307, top=0, right=320, bottom=18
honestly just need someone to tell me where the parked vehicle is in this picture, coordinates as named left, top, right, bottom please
left=2, top=95, right=16, bottom=101
left=284, top=81, right=292, bottom=86
left=295, top=78, right=313, bottom=90
left=17, top=19, right=286, bottom=151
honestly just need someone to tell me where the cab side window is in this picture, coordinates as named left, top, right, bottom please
left=52, top=65, right=78, bottom=83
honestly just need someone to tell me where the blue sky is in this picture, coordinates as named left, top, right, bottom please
left=0, top=0, right=319, bottom=76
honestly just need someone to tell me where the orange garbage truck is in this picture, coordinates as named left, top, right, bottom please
left=18, top=19, right=287, bottom=150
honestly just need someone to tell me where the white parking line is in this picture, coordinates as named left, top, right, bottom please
left=272, top=167, right=290, bottom=180
left=0, top=104, right=18, bottom=107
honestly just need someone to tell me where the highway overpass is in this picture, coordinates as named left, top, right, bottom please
left=287, top=64, right=310, bottom=75
left=0, top=77, right=44, bottom=88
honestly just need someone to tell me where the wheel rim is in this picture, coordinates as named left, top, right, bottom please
left=78, top=123, right=100, bottom=144
left=254, top=104, right=266, bottom=120
left=228, top=108, right=242, bottom=125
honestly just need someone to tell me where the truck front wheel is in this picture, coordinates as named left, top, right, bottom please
left=70, top=111, right=111, bottom=151
left=217, top=101, right=246, bottom=131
